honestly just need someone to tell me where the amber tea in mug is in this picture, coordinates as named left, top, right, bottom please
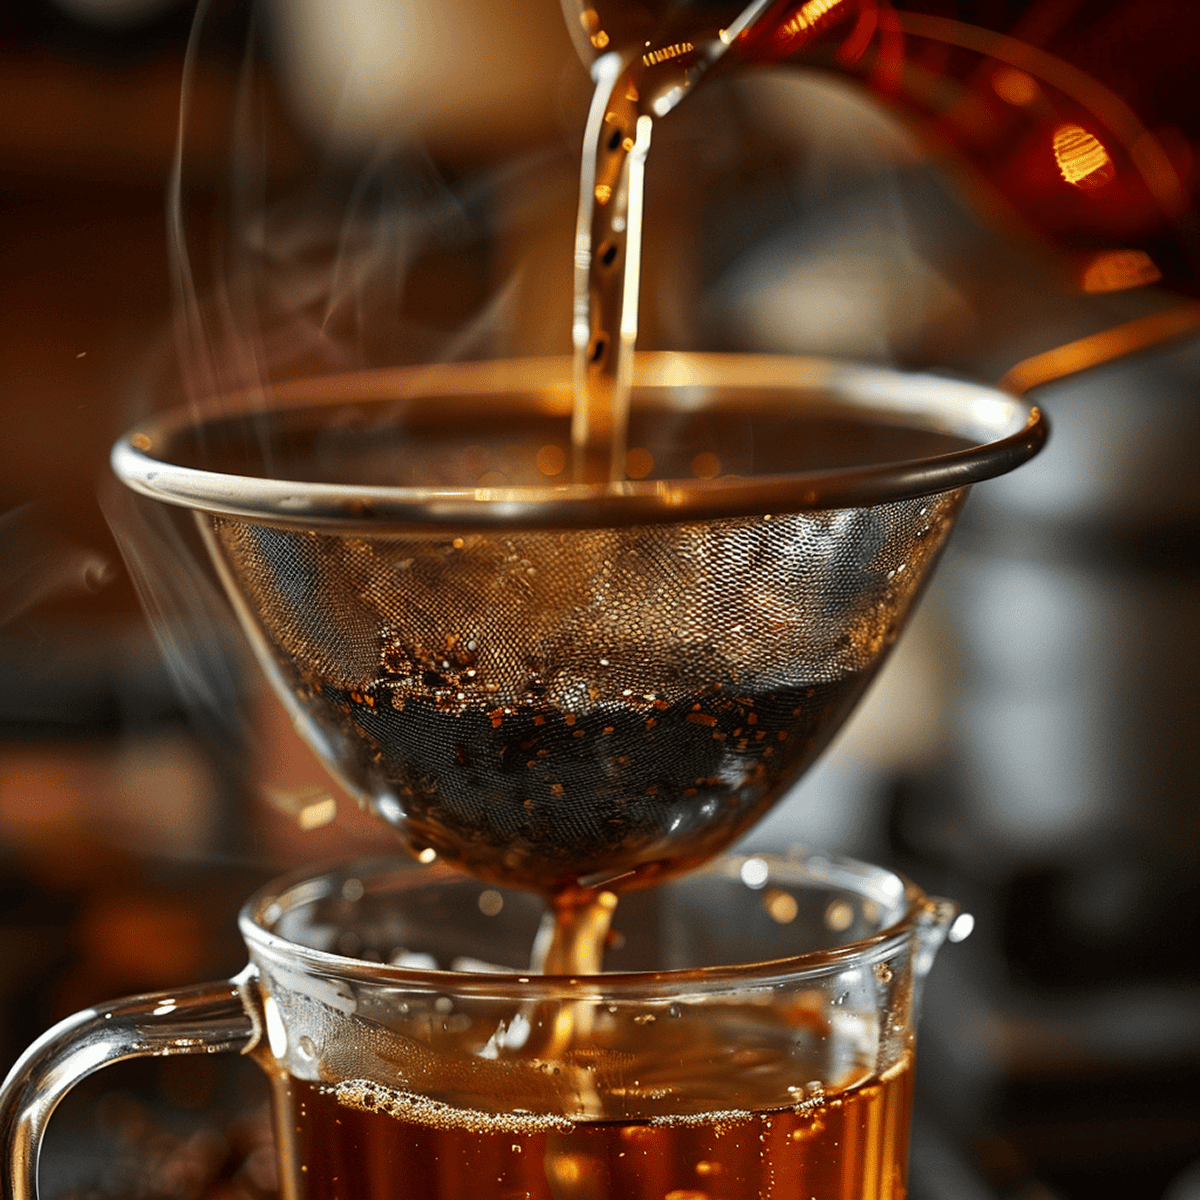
left=276, top=1060, right=914, bottom=1200
left=0, top=852, right=960, bottom=1200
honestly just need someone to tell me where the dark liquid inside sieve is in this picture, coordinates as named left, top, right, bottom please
left=297, top=673, right=870, bottom=893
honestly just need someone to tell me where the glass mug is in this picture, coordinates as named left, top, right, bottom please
left=0, top=853, right=962, bottom=1199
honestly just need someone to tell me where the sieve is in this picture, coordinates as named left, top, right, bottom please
left=113, top=353, right=1045, bottom=894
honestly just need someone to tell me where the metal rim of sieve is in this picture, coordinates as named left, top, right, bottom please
left=112, top=353, right=1046, bottom=531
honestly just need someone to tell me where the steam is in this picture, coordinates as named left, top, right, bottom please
left=99, top=480, right=246, bottom=746
left=0, top=503, right=115, bottom=627
left=166, top=0, right=573, bottom=428
left=100, top=480, right=398, bottom=849
left=105, top=0, right=578, bottom=852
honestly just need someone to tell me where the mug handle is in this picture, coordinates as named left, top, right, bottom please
left=0, top=965, right=261, bottom=1200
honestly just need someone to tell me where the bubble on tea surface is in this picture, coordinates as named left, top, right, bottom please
left=333, top=1080, right=574, bottom=1134
left=648, top=1107, right=754, bottom=1135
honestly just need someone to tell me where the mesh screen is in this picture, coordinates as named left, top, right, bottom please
left=210, top=491, right=964, bottom=892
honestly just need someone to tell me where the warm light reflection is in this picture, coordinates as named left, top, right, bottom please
left=776, top=0, right=846, bottom=43
left=594, top=183, right=612, bottom=204
left=267, top=783, right=337, bottom=831
left=1053, top=124, right=1114, bottom=188
left=825, top=899, right=855, bottom=932
left=992, top=66, right=1038, bottom=106
left=899, top=11, right=1190, bottom=224
left=298, top=796, right=337, bottom=830
left=1081, top=249, right=1162, bottom=293
left=548, top=1155, right=590, bottom=1189
left=764, top=888, right=800, bottom=924
left=998, top=305, right=1200, bottom=395
left=591, top=30, right=610, bottom=48
left=642, top=41, right=694, bottom=67
left=691, top=451, right=721, bottom=479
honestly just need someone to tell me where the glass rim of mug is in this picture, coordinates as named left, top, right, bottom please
left=240, top=851, right=945, bottom=998
left=111, top=353, right=1046, bottom=532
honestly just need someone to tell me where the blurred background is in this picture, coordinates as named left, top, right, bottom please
left=2, top=0, right=1200, bottom=1196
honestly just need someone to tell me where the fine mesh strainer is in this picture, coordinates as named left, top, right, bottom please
left=113, top=354, right=1045, bottom=893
